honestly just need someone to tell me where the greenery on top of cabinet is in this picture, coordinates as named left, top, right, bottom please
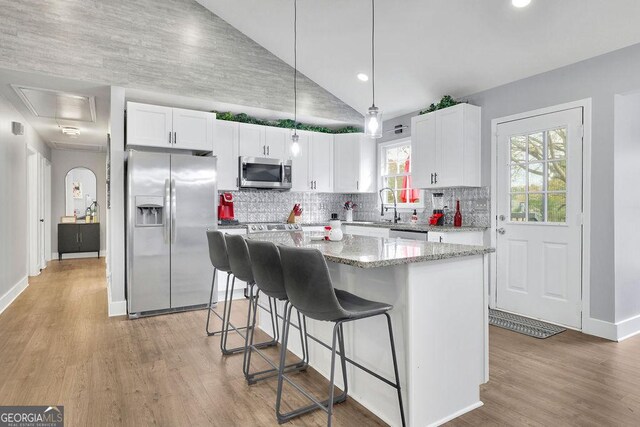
left=419, top=95, right=464, bottom=115
left=213, top=112, right=362, bottom=134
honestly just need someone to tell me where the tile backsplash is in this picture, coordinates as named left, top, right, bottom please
left=221, top=187, right=490, bottom=227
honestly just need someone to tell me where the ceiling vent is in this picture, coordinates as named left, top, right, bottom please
left=51, top=140, right=104, bottom=152
left=11, top=85, right=96, bottom=122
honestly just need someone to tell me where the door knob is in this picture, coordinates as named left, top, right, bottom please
left=497, top=228, right=506, bottom=235
left=499, top=215, right=506, bottom=221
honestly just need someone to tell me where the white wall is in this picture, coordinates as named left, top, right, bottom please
left=614, top=92, right=640, bottom=324
left=107, top=86, right=127, bottom=316
left=51, top=149, right=107, bottom=255
left=0, top=91, right=49, bottom=312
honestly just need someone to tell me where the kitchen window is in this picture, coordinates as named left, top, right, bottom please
left=379, top=139, right=423, bottom=209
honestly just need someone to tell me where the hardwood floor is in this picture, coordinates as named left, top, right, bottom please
left=1, top=259, right=640, bottom=426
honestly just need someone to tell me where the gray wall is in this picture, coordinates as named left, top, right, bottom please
left=382, top=42, right=640, bottom=323
left=0, top=92, right=49, bottom=306
left=0, top=0, right=360, bottom=125
left=51, top=149, right=107, bottom=255
left=614, top=92, right=640, bottom=322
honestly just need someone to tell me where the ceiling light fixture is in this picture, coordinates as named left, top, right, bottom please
left=364, top=0, right=382, bottom=139
left=512, top=0, right=531, bottom=8
left=61, top=126, right=80, bottom=137
left=357, top=73, right=369, bottom=82
left=290, top=0, right=301, bottom=157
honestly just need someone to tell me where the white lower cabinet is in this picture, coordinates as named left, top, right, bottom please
left=427, top=231, right=484, bottom=245
left=344, top=225, right=390, bottom=238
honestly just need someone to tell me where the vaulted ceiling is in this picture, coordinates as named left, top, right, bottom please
left=199, top=0, right=640, bottom=120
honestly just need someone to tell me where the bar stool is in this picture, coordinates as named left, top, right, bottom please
left=276, top=245, right=406, bottom=427
left=205, top=230, right=238, bottom=338
left=243, top=239, right=309, bottom=385
left=223, top=234, right=279, bottom=355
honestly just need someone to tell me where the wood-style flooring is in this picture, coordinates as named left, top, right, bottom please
left=1, top=258, right=640, bottom=426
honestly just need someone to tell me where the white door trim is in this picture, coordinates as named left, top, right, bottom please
left=490, top=98, right=592, bottom=332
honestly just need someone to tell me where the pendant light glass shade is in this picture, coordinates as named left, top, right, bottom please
left=365, top=106, right=382, bottom=138
left=290, top=131, right=300, bottom=157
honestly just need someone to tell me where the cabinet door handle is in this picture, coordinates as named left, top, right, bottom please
left=267, top=145, right=270, bottom=156
left=173, top=132, right=177, bottom=145
left=169, top=131, right=172, bottom=145
left=357, top=180, right=359, bottom=191
left=430, top=173, right=434, bottom=184
left=434, top=173, right=438, bottom=184
left=263, top=145, right=266, bottom=155
left=76, top=233, right=79, bottom=243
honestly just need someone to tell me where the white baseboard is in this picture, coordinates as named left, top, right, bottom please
left=109, top=300, right=127, bottom=317
left=616, top=313, right=640, bottom=341
left=582, top=317, right=617, bottom=341
left=0, top=276, right=29, bottom=315
left=427, top=401, right=484, bottom=427
left=582, top=315, right=640, bottom=342
left=53, top=251, right=107, bottom=260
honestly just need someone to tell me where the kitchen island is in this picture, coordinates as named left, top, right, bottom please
left=246, top=232, right=493, bottom=427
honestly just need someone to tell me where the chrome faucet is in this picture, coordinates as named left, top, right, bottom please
left=379, top=187, right=400, bottom=223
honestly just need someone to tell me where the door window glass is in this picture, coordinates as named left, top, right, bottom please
left=509, top=127, right=567, bottom=223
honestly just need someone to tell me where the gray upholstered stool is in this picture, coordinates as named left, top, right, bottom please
left=276, top=245, right=406, bottom=427
left=205, top=230, right=238, bottom=338
left=223, top=234, right=278, bottom=355
left=243, top=239, right=309, bottom=385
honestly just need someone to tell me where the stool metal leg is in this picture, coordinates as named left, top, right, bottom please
left=276, top=307, right=348, bottom=425
left=205, top=267, right=218, bottom=335
left=385, top=312, right=406, bottom=427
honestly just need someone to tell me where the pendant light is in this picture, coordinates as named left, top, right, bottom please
left=364, top=0, right=382, bottom=139
left=290, top=0, right=301, bottom=157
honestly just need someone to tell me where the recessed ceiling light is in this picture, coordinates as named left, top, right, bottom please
left=61, top=126, right=80, bottom=137
left=512, top=0, right=531, bottom=8
left=357, top=73, right=369, bottom=82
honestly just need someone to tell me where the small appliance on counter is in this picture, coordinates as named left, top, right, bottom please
left=218, top=192, right=238, bottom=225
left=429, top=192, right=446, bottom=226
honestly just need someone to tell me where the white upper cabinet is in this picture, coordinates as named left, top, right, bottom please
left=309, top=133, right=334, bottom=192
left=214, top=120, right=239, bottom=190
left=264, top=127, right=288, bottom=159
left=126, top=102, right=215, bottom=152
left=127, top=102, right=173, bottom=148
left=334, top=133, right=376, bottom=193
left=411, top=103, right=481, bottom=188
left=172, top=107, right=215, bottom=151
left=237, top=123, right=266, bottom=157
left=237, top=123, right=287, bottom=158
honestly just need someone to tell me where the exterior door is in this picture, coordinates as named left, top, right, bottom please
left=496, top=108, right=583, bottom=328
left=170, top=155, right=217, bottom=308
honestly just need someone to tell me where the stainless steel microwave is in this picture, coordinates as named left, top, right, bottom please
left=239, top=156, right=292, bottom=190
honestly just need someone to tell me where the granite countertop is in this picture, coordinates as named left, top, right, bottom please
left=343, top=222, right=488, bottom=233
left=246, top=231, right=494, bottom=268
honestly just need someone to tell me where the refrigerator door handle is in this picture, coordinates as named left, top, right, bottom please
left=171, top=178, right=177, bottom=243
left=164, top=179, right=170, bottom=244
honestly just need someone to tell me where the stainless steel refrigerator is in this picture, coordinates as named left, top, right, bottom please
left=126, top=150, right=217, bottom=316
